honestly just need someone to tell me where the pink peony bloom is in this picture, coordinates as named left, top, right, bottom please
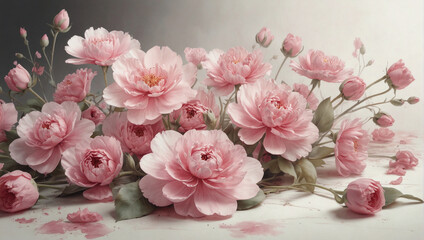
left=371, top=128, right=395, bottom=143
left=4, top=64, right=31, bottom=92
left=389, top=151, right=418, bottom=170
left=103, top=46, right=197, bottom=124
left=139, top=130, right=263, bottom=217
left=390, top=176, right=403, bottom=185
left=82, top=105, right=106, bottom=126
left=345, top=178, right=385, bottom=215
left=352, top=37, right=363, bottom=58
left=0, top=101, right=18, bottom=142
left=335, top=119, right=369, bottom=177
left=19, top=27, right=27, bottom=38
left=67, top=208, right=103, bottom=223
left=387, top=60, right=414, bottom=90
left=9, top=102, right=95, bottom=174
left=53, top=68, right=96, bottom=104
left=203, top=47, right=272, bottom=96
left=171, top=89, right=220, bottom=132
left=65, top=27, right=140, bottom=66
left=102, top=112, right=164, bottom=157
left=0, top=170, right=39, bottom=213
left=292, top=83, right=319, bottom=110
left=340, top=76, right=366, bottom=100
left=184, top=47, right=207, bottom=67
left=32, top=63, right=44, bottom=76
left=255, top=27, right=274, bottom=48
left=373, top=113, right=394, bottom=128
left=227, top=79, right=319, bottom=161
left=282, top=33, right=303, bottom=57
left=53, top=9, right=70, bottom=31
left=290, top=49, right=353, bottom=83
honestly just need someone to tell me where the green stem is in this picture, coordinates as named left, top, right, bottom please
left=42, top=48, right=52, bottom=69
left=118, top=171, right=144, bottom=177
left=274, top=55, right=289, bottom=83
left=366, top=75, right=387, bottom=90
left=25, top=40, right=34, bottom=63
left=27, top=88, right=46, bottom=103
left=368, top=154, right=396, bottom=160
left=50, top=31, right=59, bottom=72
left=102, top=66, right=109, bottom=87
left=219, top=90, right=237, bottom=129
left=331, top=94, right=342, bottom=103
left=37, top=184, right=64, bottom=190
left=350, top=101, right=389, bottom=113
left=333, top=98, right=344, bottom=110
left=316, top=140, right=333, bottom=146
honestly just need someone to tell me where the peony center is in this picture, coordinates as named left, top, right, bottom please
left=142, top=74, right=161, bottom=87
left=84, top=150, right=109, bottom=168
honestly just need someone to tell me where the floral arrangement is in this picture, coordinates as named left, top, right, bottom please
left=0, top=10, right=422, bottom=220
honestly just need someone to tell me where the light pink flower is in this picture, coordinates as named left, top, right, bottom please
left=340, top=76, right=366, bottom=100
left=32, top=63, right=44, bottom=76
left=390, top=176, right=403, bottom=185
left=387, top=60, right=414, bottom=90
left=4, top=64, right=31, bottom=92
left=65, top=27, right=140, bottom=66
left=53, top=68, right=96, bottom=104
left=371, top=128, right=394, bottom=143
left=0, top=101, right=18, bottom=142
left=335, top=119, right=369, bottom=177
left=103, top=46, right=197, bottom=124
left=203, top=47, right=272, bottom=96
left=345, top=178, right=385, bottom=215
left=139, top=130, right=263, bottom=217
left=102, top=112, right=164, bottom=157
left=53, top=9, right=70, bottom=31
left=40, top=34, right=49, bottom=47
left=171, top=90, right=219, bottom=132
left=290, top=50, right=353, bottom=83
left=9, top=102, right=95, bottom=174
left=352, top=38, right=363, bottom=58
left=227, top=79, right=319, bottom=161
left=389, top=151, right=418, bottom=170
left=67, top=208, right=103, bottom=223
left=256, top=27, right=274, bottom=48
left=374, top=113, right=394, bottom=127
left=19, top=27, right=27, bottom=38
left=82, top=105, right=106, bottom=126
left=0, top=170, right=39, bottom=213
left=282, top=33, right=302, bottom=57
left=184, top=47, right=207, bottom=67
left=292, top=83, right=319, bottom=110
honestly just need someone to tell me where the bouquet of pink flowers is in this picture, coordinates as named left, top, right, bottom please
left=0, top=10, right=422, bottom=220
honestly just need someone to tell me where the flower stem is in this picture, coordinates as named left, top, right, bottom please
left=50, top=31, right=59, bottom=72
left=366, top=75, right=387, bottom=90
left=118, top=171, right=144, bottom=177
left=219, top=90, right=237, bottom=129
left=331, top=93, right=342, bottom=103
left=350, top=100, right=389, bottom=113
left=27, top=88, right=46, bottom=103
left=275, top=55, right=289, bottom=83
left=102, top=66, right=109, bottom=87
left=24, top=40, right=34, bottom=63
left=37, top=183, right=64, bottom=190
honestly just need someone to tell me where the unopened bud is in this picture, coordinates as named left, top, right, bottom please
left=19, top=27, right=27, bottom=38
left=390, top=99, right=405, bottom=106
left=366, top=59, right=374, bottom=66
left=203, top=110, right=217, bottom=130
left=360, top=45, right=366, bottom=55
left=15, top=53, right=24, bottom=59
left=40, top=34, right=49, bottom=48
left=407, top=96, right=420, bottom=105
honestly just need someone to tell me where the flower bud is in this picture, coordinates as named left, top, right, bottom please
left=255, top=27, right=274, bottom=48
left=390, top=99, right=405, bottom=106
left=373, top=112, right=394, bottom=127
left=360, top=45, right=366, bottom=55
left=282, top=33, right=302, bottom=57
left=4, top=64, right=31, bottom=92
left=15, top=53, right=24, bottom=59
left=203, top=109, right=217, bottom=130
left=407, top=96, right=419, bottom=105
left=344, top=178, right=385, bottom=215
left=386, top=59, right=414, bottom=90
left=53, top=9, right=70, bottom=31
left=40, top=34, right=49, bottom=48
left=366, top=59, right=374, bottom=66
left=19, top=27, right=27, bottom=38
left=339, top=76, right=366, bottom=100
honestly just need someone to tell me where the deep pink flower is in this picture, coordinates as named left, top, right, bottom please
left=82, top=105, right=106, bottom=126
left=102, top=112, right=164, bottom=157
left=67, top=208, right=103, bottom=223
left=352, top=38, right=363, bottom=57
left=335, top=119, right=369, bottom=176
left=203, top=47, right=272, bottom=96
left=184, top=47, right=207, bottom=67
left=4, top=64, right=31, bottom=92
left=54, top=68, right=96, bottom=104
left=0, top=170, right=39, bottom=213
left=103, top=46, right=197, bottom=124
left=340, top=76, right=366, bottom=100
left=227, top=79, right=319, bottom=161
left=345, top=178, right=385, bottom=215
left=290, top=50, right=353, bottom=83
left=0, top=101, right=18, bottom=142
left=282, top=33, right=302, bottom=57
left=139, top=130, right=263, bottom=217
left=65, top=27, right=140, bottom=66
left=387, top=60, right=414, bottom=90
left=171, top=90, right=220, bottom=132
left=374, top=113, right=394, bottom=127
left=292, top=83, right=319, bottom=110
left=53, top=9, right=70, bottom=31
left=9, top=102, right=95, bottom=174
left=371, top=128, right=395, bottom=143
left=256, top=27, right=274, bottom=48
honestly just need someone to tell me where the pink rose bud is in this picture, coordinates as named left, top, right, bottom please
left=4, top=64, right=31, bottom=92
left=387, top=59, right=414, bottom=90
left=40, top=34, right=49, bottom=48
left=82, top=105, right=106, bottom=126
left=389, top=151, right=418, bottom=170
left=407, top=96, right=419, bottom=104
left=373, top=113, right=394, bottom=127
left=340, top=76, right=366, bottom=100
left=344, top=178, right=385, bottom=215
left=255, top=27, right=274, bottom=48
left=282, top=33, right=302, bottom=57
left=19, top=27, right=27, bottom=38
left=53, top=9, right=70, bottom=31
left=0, top=170, right=39, bottom=213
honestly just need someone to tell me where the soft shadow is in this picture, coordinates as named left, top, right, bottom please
left=383, top=201, right=424, bottom=210
left=329, top=207, right=374, bottom=220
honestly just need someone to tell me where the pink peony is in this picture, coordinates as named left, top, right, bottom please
left=290, top=49, right=353, bottom=83
left=9, top=102, right=95, bottom=174
left=53, top=9, right=70, bottom=31
left=334, top=119, right=369, bottom=177
left=227, top=79, right=319, bottom=161
left=345, top=178, right=385, bottom=215
left=203, top=47, right=272, bottom=96
left=292, top=83, right=319, bottom=110
left=352, top=37, right=363, bottom=58
left=103, top=46, right=197, bottom=124
left=0, top=101, right=18, bottom=142
left=387, top=60, right=414, bottom=90
left=282, top=33, right=303, bottom=57
left=389, top=151, right=418, bottom=170
left=65, top=27, right=140, bottom=66
left=373, top=113, right=394, bottom=128
left=340, top=76, right=366, bottom=100
left=54, top=68, right=96, bottom=104
left=171, top=89, right=220, bottom=132
left=67, top=208, right=103, bottom=223
left=0, top=170, right=39, bottom=213
left=139, top=130, right=263, bottom=217
left=255, top=27, right=274, bottom=48
left=371, top=128, right=394, bottom=143
left=102, top=112, right=164, bottom=157
left=4, top=64, right=31, bottom=92
left=184, top=47, right=207, bottom=67
left=82, top=105, right=106, bottom=126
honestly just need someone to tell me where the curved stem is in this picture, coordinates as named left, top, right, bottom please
left=366, top=75, right=387, bottom=90
left=25, top=41, right=34, bottom=63
left=102, top=66, right=109, bottom=87
left=333, top=98, right=344, bottom=110
left=274, top=56, right=288, bottom=82
left=350, top=101, right=389, bottom=113
left=316, top=140, right=333, bottom=146
left=37, top=184, right=64, bottom=190
left=50, top=31, right=59, bottom=72
left=331, top=94, right=342, bottom=103
left=27, top=88, right=46, bottom=103
left=219, top=90, right=236, bottom=129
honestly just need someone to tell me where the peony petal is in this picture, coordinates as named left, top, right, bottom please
left=238, top=128, right=266, bottom=145
left=29, top=148, right=62, bottom=174
left=162, top=181, right=196, bottom=203
left=194, top=183, right=237, bottom=216
left=174, top=196, right=205, bottom=218
left=140, top=153, right=173, bottom=180
left=263, top=132, right=286, bottom=155
left=103, top=83, right=133, bottom=108
left=83, top=185, right=113, bottom=202
left=139, top=175, right=172, bottom=207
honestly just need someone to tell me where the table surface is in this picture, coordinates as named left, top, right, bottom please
left=0, top=132, right=422, bottom=240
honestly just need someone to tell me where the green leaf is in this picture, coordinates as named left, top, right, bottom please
left=5, top=130, right=19, bottom=143
left=113, top=181, right=156, bottom=221
left=308, top=146, right=334, bottom=160
left=294, top=158, right=317, bottom=192
left=383, top=187, right=424, bottom=207
left=237, top=189, right=266, bottom=210
left=277, top=158, right=296, bottom=178
left=312, top=97, right=334, bottom=133
left=308, top=158, right=326, bottom=167
left=123, top=153, right=137, bottom=171
left=262, top=159, right=280, bottom=174
left=26, top=98, right=43, bottom=110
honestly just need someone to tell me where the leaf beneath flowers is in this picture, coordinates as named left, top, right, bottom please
left=277, top=157, right=297, bottom=178
left=308, top=146, right=334, bottom=160
left=312, top=97, right=334, bottom=133
left=237, top=189, right=266, bottom=210
left=383, top=187, right=424, bottom=207
left=294, top=158, right=317, bottom=192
